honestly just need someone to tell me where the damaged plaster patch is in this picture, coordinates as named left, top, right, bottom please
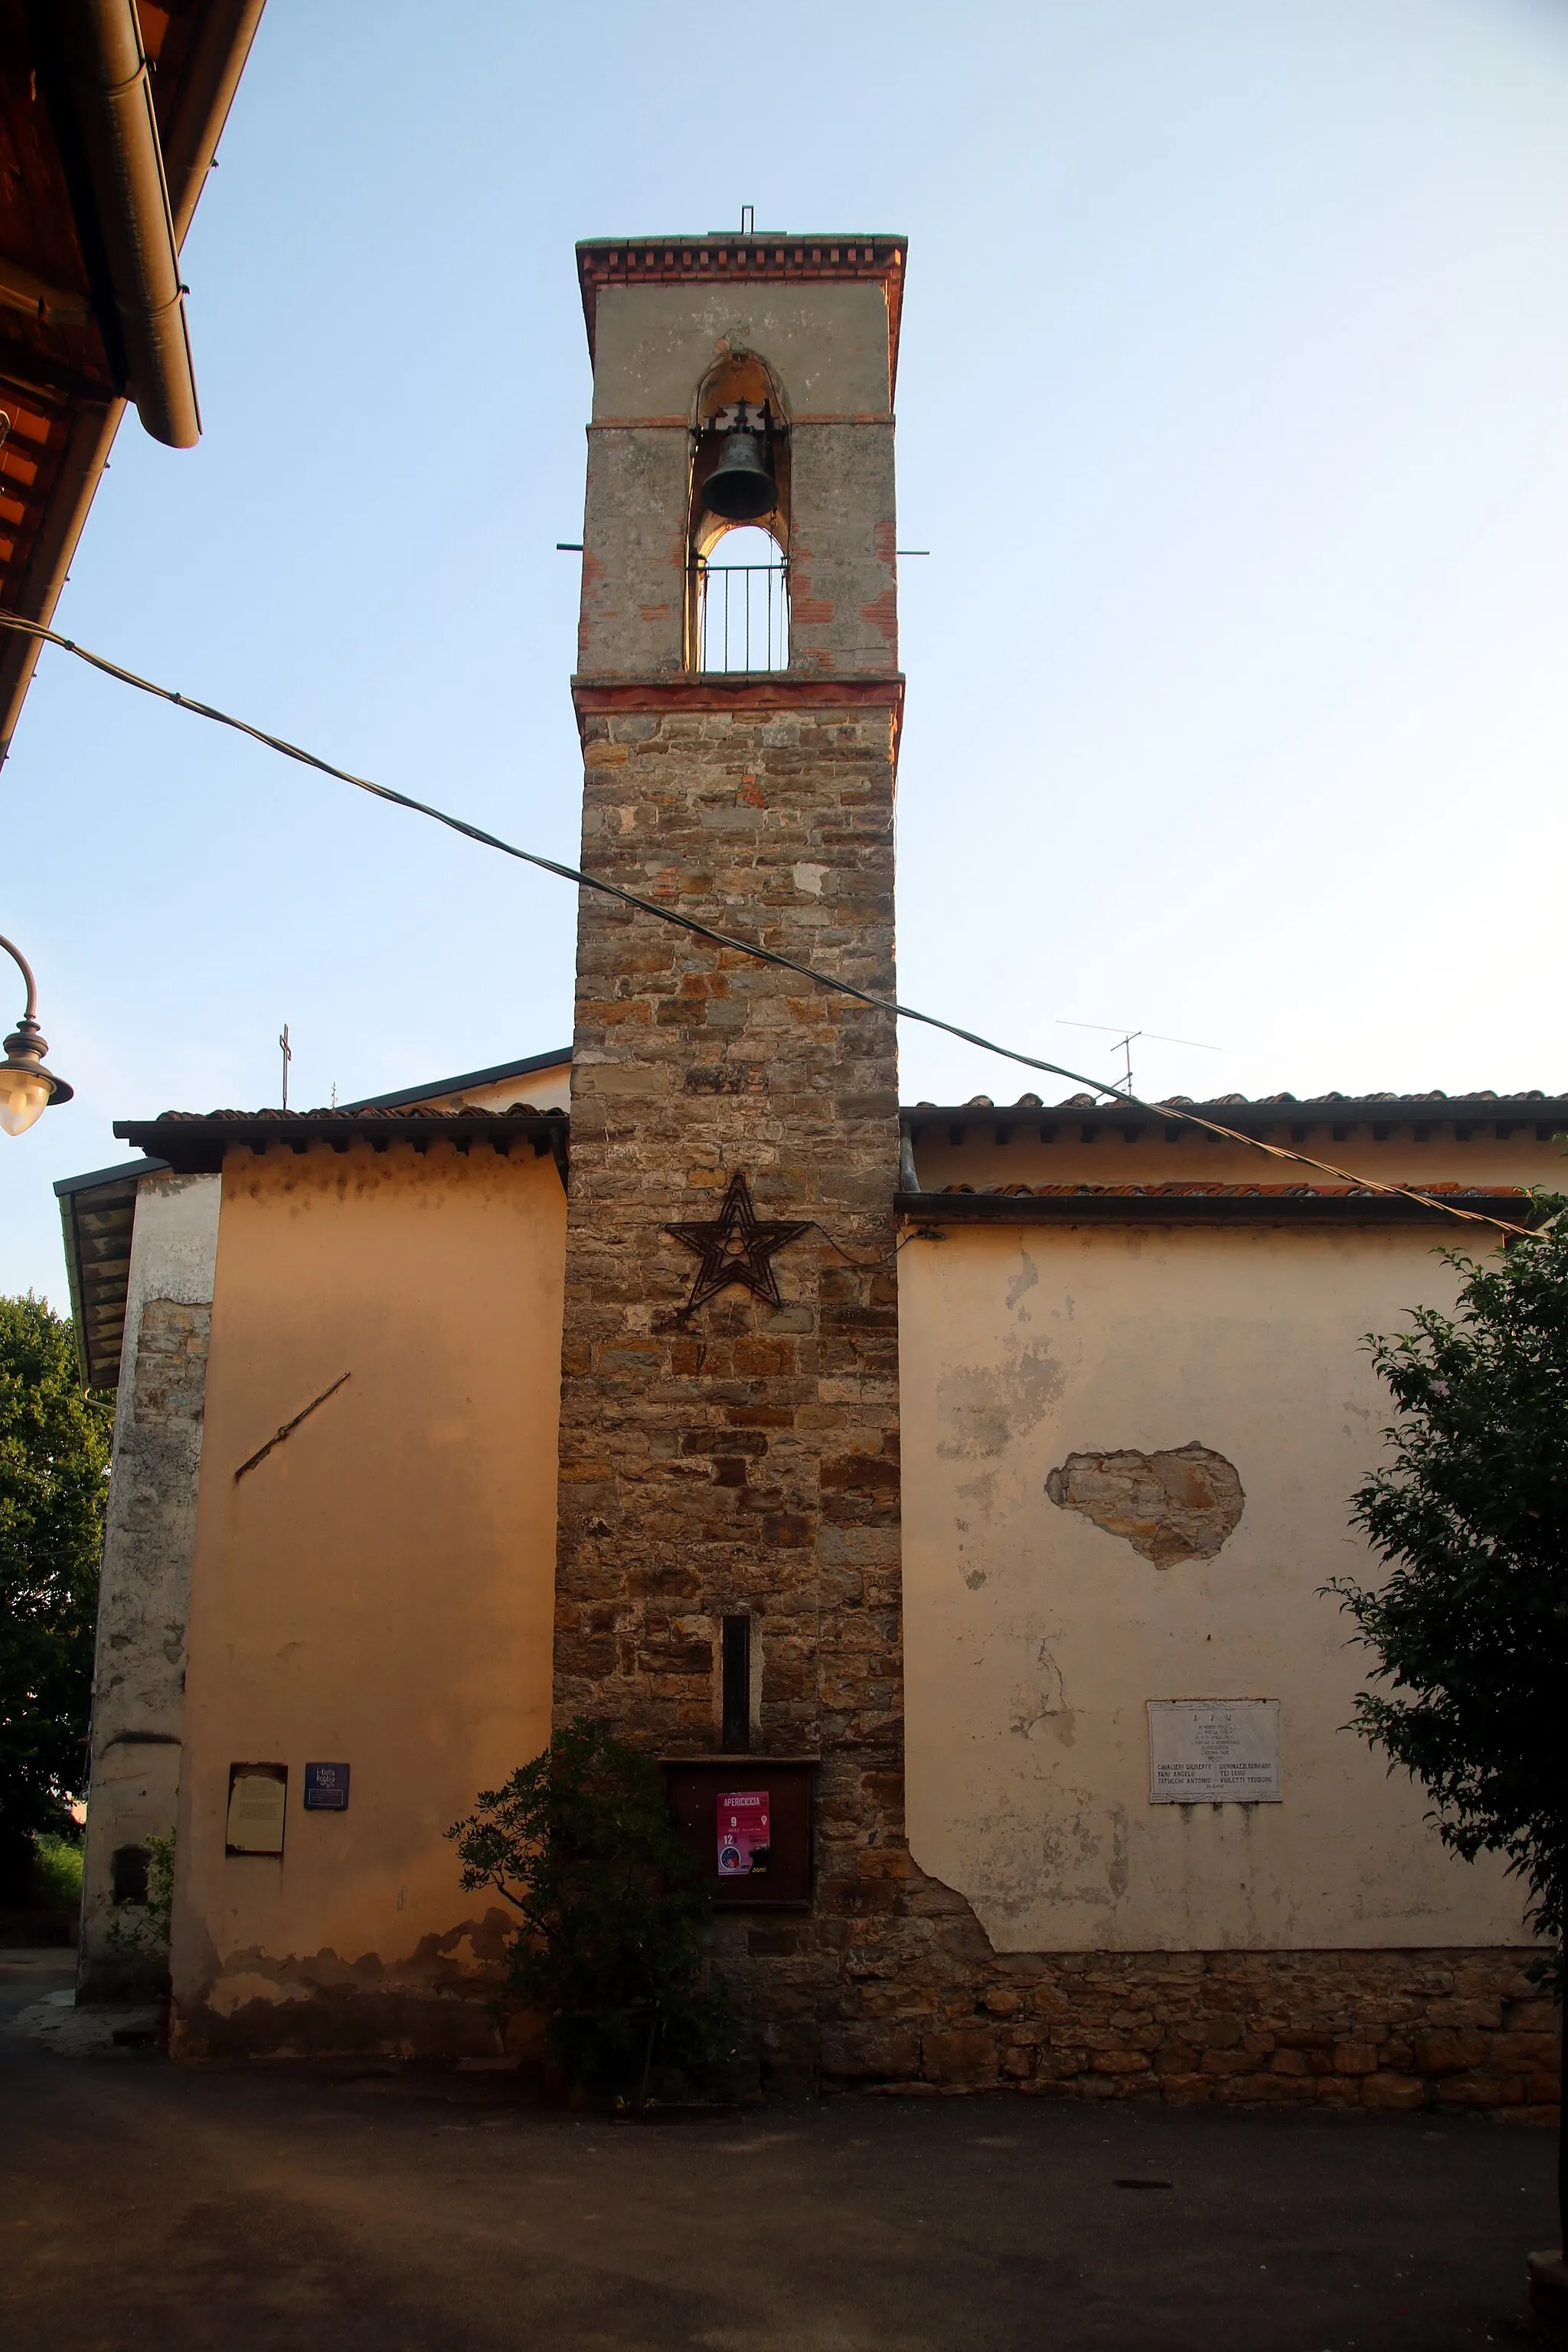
left=1045, top=1441, right=1244, bottom=1566
left=1008, top=1641, right=1067, bottom=1739
left=936, top=1343, right=1066, bottom=1459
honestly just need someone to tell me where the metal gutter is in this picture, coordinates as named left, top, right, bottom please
left=894, top=1189, right=1544, bottom=1227
left=0, top=2, right=267, bottom=759
left=54, top=1153, right=171, bottom=1195
left=158, top=0, right=269, bottom=245
left=64, top=0, right=200, bottom=449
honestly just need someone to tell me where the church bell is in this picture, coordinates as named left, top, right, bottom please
left=701, top=403, right=779, bottom=522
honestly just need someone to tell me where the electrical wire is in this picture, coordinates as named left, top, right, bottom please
left=0, top=610, right=1550, bottom=1241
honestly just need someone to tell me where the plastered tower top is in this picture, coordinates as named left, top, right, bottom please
left=573, top=235, right=907, bottom=682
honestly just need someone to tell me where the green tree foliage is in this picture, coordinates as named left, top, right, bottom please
left=1331, top=1204, right=1568, bottom=1981
left=449, top=1717, right=730, bottom=2100
left=0, top=1295, right=111, bottom=1902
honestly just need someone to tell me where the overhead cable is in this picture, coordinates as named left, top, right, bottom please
left=0, top=610, right=1547, bottom=1241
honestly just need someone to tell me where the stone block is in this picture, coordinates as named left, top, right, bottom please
left=923, top=2030, right=1000, bottom=2086
left=1361, top=2072, right=1426, bottom=2112
left=1416, top=2029, right=1490, bottom=2075
left=821, top=2022, right=920, bottom=2080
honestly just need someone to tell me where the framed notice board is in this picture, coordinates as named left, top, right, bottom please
left=661, top=1757, right=816, bottom=1909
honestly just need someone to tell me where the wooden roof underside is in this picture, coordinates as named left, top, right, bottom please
left=0, top=0, right=265, bottom=756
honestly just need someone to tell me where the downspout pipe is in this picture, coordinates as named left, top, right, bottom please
left=64, top=0, right=201, bottom=449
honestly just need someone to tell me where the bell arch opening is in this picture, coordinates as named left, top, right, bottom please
left=687, top=341, right=790, bottom=672
left=693, top=523, right=789, bottom=673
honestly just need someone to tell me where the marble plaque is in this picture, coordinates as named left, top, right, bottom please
left=1147, top=1700, right=1282, bottom=1803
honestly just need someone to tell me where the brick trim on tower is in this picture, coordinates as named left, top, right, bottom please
left=576, top=236, right=908, bottom=387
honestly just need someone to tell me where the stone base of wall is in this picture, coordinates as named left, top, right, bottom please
left=711, top=1870, right=1559, bottom=2119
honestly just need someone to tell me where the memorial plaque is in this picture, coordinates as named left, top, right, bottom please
left=226, top=1763, right=288, bottom=1854
left=1147, top=1700, right=1282, bottom=1803
left=303, top=1762, right=350, bottom=1811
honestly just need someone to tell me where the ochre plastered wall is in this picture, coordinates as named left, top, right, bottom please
left=390, top=1060, right=571, bottom=1115
left=171, top=1140, right=565, bottom=2057
left=897, top=1220, right=1530, bottom=1954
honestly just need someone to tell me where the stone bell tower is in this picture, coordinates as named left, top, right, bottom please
left=554, top=233, right=910, bottom=2086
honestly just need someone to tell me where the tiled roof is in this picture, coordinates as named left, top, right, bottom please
left=140, top=1102, right=559, bottom=1122
left=113, top=1106, right=569, bottom=1177
left=923, top=1181, right=1531, bottom=1200
left=907, top=1090, right=1568, bottom=1116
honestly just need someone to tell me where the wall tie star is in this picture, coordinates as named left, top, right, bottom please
left=666, top=1171, right=811, bottom=1313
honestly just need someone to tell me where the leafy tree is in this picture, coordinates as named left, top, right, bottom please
left=449, top=1717, right=731, bottom=2101
left=1330, top=1200, right=1567, bottom=2253
left=0, top=1295, right=111, bottom=1904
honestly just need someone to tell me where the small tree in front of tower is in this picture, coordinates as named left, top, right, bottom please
left=449, top=1717, right=731, bottom=2103
left=1328, top=1200, right=1568, bottom=2280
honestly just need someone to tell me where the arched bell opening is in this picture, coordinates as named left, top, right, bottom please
left=693, top=522, right=789, bottom=673
left=688, top=342, right=791, bottom=672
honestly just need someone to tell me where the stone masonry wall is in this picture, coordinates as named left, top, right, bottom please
left=720, top=1877, right=1557, bottom=2117
left=552, top=691, right=1560, bottom=2122
left=555, top=689, right=909, bottom=2086
left=80, top=1290, right=214, bottom=1995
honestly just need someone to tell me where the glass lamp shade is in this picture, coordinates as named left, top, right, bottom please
left=0, top=1068, right=52, bottom=1136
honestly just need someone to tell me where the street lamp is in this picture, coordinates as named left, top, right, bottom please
left=1, top=933, right=72, bottom=1137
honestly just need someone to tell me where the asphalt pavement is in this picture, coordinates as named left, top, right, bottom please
left=2, top=1949, right=1559, bottom=2352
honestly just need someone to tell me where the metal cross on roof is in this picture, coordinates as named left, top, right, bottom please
left=665, top=1171, right=810, bottom=1314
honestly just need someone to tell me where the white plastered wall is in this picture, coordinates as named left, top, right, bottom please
left=897, top=1221, right=1529, bottom=1955
left=79, top=1171, right=220, bottom=1991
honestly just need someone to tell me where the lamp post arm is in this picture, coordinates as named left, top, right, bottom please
left=0, top=932, right=38, bottom=1023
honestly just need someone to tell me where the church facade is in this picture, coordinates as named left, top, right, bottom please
left=60, top=234, right=1563, bottom=2115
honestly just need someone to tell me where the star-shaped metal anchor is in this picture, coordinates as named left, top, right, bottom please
left=666, top=1171, right=811, bottom=1315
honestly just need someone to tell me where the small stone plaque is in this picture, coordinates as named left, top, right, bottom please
left=303, top=1762, right=350, bottom=1812
left=1148, top=1700, right=1282, bottom=1803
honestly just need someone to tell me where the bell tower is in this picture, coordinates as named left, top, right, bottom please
left=554, top=233, right=910, bottom=2087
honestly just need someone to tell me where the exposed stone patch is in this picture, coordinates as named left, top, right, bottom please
left=1045, top=1442, right=1244, bottom=1566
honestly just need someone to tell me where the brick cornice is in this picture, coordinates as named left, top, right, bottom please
left=577, top=235, right=908, bottom=391
left=570, top=671, right=906, bottom=753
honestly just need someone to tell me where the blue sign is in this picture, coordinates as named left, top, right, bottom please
left=303, top=1761, right=350, bottom=1811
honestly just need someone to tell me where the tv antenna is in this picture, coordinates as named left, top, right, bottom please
left=279, top=1021, right=292, bottom=1112
left=1057, top=1020, right=1220, bottom=1101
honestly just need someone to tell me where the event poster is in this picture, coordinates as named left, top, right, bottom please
left=717, top=1789, right=770, bottom=1877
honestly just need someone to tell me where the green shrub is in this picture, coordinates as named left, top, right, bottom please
left=30, top=1830, right=83, bottom=1906
left=103, top=1829, right=175, bottom=1968
left=0, top=1295, right=112, bottom=1902
left=449, top=1717, right=730, bottom=2101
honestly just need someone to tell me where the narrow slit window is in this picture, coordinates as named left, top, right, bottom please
left=721, top=1615, right=752, bottom=1751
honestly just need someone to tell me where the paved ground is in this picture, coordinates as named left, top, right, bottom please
left=2, top=1950, right=1559, bottom=2351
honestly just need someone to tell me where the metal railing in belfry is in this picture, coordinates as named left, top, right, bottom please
left=693, top=557, right=789, bottom=672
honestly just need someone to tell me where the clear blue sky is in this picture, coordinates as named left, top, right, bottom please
left=6, top=0, right=1568, bottom=1307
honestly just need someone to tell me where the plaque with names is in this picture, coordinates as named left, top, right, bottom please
left=1148, top=1700, right=1282, bottom=1804
left=304, top=1762, right=350, bottom=1811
